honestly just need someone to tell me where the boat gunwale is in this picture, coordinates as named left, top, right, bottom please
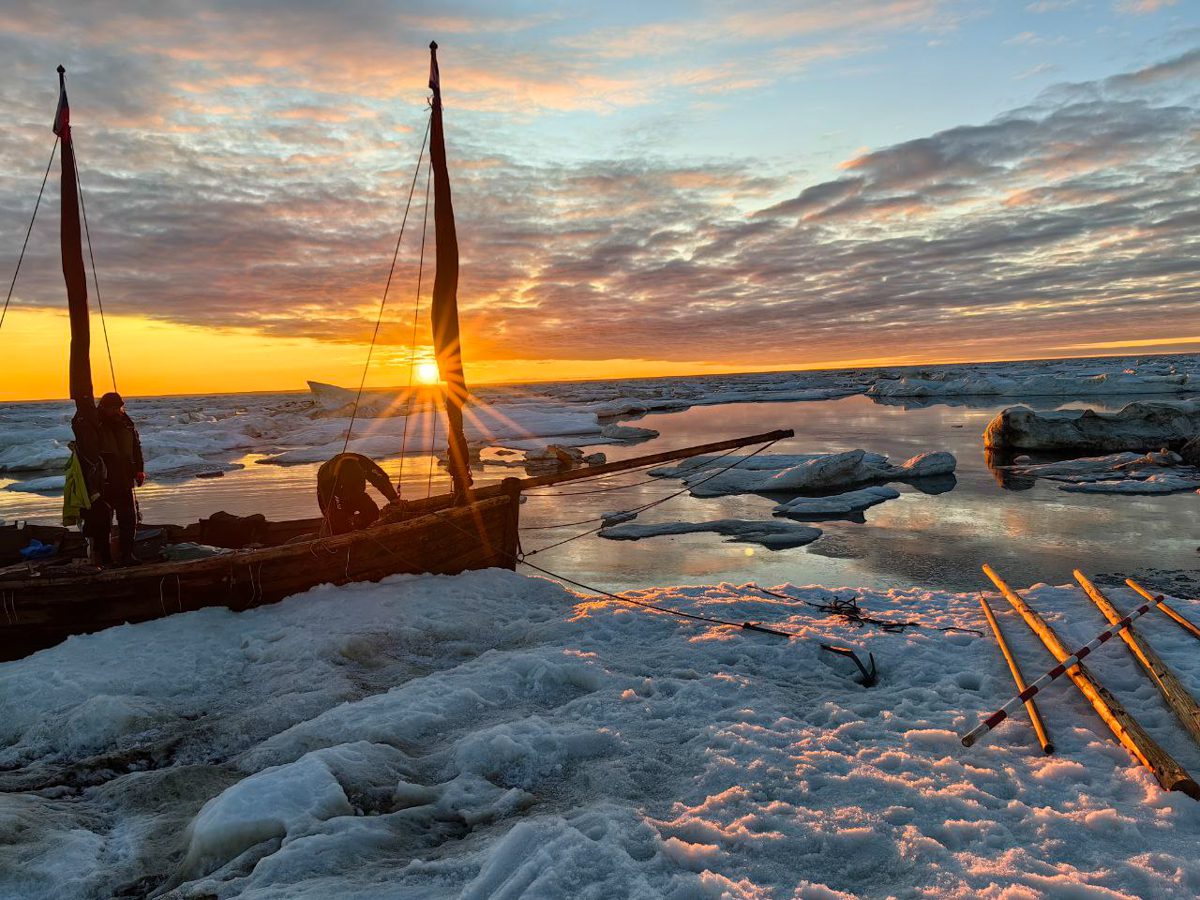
left=0, top=495, right=514, bottom=588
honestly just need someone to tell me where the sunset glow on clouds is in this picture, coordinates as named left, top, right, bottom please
left=0, top=0, right=1196, bottom=397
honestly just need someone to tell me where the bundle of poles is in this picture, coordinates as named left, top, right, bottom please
left=961, top=564, right=1200, bottom=799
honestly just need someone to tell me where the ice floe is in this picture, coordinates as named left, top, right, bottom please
left=651, top=449, right=955, bottom=498
left=1001, top=451, right=1200, bottom=495
left=772, top=485, right=901, bottom=518
left=598, top=518, right=822, bottom=549
left=3, top=570, right=1200, bottom=897
left=984, top=401, right=1200, bottom=452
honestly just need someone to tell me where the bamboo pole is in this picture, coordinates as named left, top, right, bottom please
left=978, top=594, right=1054, bottom=754
left=982, top=564, right=1199, bottom=798
left=1075, top=571, right=1200, bottom=750
left=1126, top=578, right=1200, bottom=643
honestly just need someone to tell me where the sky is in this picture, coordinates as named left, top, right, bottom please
left=0, top=0, right=1197, bottom=399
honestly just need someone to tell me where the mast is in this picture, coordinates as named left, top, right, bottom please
left=55, top=66, right=94, bottom=416
left=55, top=65, right=104, bottom=507
left=427, top=42, right=473, bottom=499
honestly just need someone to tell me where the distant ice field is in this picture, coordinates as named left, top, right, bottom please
left=1, top=353, right=1197, bottom=594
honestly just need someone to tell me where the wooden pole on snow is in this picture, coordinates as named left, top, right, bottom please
left=1126, top=578, right=1200, bottom=643
left=977, top=594, right=1054, bottom=754
left=981, top=564, right=1199, bottom=798
left=1075, top=571, right=1200, bottom=750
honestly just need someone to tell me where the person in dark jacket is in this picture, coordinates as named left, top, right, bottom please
left=84, top=392, right=145, bottom=565
left=317, top=453, right=399, bottom=535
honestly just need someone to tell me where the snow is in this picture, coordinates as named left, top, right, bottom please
left=598, top=518, right=823, bottom=549
left=3, top=570, right=1200, bottom=897
left=773, top=485, right=901, bottom=518
left=651, top=449, right=955, bottom=498
left=984, top=401, right=1200, bottom=453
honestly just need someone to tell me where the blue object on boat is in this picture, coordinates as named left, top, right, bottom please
left=19, top=539, right=57, bottom=561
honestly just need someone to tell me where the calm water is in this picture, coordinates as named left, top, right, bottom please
left=4, top=393, right=1195, bottom=594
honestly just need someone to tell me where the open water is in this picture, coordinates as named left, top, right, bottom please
left=3, top=384, right=1196, bottom=596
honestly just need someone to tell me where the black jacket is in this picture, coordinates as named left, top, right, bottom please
left=317, top=453, right=398, bottom=509
left=98, top=413, right=144, bottom=490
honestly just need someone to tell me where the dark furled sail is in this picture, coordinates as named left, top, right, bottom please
left=427, top=42, right=473, bottom=498
left=55, top=66, right=93, bottom=414
left=55, top=66, right=102, bottom=491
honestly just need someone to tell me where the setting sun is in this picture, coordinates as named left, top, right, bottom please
left=415, top=362, right=441, bottom=385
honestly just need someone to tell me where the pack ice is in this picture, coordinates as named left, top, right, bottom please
left=3, top=570, right=1200, bottom=898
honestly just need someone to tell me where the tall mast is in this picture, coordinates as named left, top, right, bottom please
left=427, top=42, right=473, bottom=499
left=54, top=65, right=94, bottom=416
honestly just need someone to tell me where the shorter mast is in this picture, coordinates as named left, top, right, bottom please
left=427, top=42, right=473, bottom=499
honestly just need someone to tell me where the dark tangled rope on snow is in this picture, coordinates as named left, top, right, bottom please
left=752, top=586, right=983, bottom=637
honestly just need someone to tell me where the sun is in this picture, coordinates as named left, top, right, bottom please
left=415, top=362, right=441, bottom=385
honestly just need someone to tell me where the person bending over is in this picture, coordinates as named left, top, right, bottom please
left=317, top=453, right=399, bottom=535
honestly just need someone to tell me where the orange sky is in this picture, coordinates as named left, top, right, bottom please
left=5, top=307, right=1198, bottom=402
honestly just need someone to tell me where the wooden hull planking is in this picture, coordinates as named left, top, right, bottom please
left=0, top=494, right=519, bottom=661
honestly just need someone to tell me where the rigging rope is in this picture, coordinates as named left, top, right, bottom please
left=0, top=138, right=58, bottom=335
left=321, top=114, right=430, bottom=535
left=425, top=410, right=439, bottom=499
left=72, top=143, right=118, bottom=392
left=398, top=160, right=433, bottom=484
left=520, top=440, right=779, bottom=556
left=424, top=503, right=878, bottom=687
left=525, top=473, right=673, bottom=497
left=337, top=115, right=431, bottom=457
left=750, top=585, right=983, bottom=636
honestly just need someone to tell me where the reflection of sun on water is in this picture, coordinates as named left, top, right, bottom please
left=416, top=362, right=440, bottom=385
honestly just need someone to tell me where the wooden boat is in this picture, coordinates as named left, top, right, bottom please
left=0, top=52, right=791, bottom=660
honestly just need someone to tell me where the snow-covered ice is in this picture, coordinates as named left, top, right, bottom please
left=3, top=569, right=1200, bottom=898
left=1001, top=451, right=1200, bottom=496
left=870, top=371, right=1193, bottom=398
left=598, top=518, right=823, bottom=549
left=773, top=485, right=901, bottom=518
left=984, top=401, right=1200, bottom=453
left=651, top=449, right=955, bottom=498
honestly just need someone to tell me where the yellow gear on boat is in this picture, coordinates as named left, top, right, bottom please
left=62, top=447, right=94, bottom=527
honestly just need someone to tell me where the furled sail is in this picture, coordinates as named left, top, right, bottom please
left=55, top=66, right=93, bottom=414
left=427, top=42, right=473, bottom=499
left=55, top=66, right=103, bottom=494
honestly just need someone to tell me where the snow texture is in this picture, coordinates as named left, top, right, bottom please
left=3, top=570, right=1200, bottom=898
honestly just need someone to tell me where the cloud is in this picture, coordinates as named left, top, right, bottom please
left=0, top=4, right=1196, bottom=373
left=1114, top=0, right=1179, bottom=14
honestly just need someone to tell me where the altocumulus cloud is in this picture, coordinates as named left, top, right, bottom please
left=0, top=0, right=1196, bottom=366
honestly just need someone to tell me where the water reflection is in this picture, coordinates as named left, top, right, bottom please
left=3, top=393, right=1196, bottom=595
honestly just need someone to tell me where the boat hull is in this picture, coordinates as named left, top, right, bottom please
left=0, top=494, right=519, bottom=661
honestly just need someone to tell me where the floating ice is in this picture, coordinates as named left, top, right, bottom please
left=773, top=485, right=901, bottom=518
left=652, top=449, right=955, bottom=498
left=870, top=371, right=1193, bottom=398
left=985, top=401, right=1200, bottom=452
left=598, top=518, right=822, bottom=549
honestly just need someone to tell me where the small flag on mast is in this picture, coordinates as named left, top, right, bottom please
left=53, top=65, right=69, bottom=137
left=429, top=40, right=440, bottom=94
